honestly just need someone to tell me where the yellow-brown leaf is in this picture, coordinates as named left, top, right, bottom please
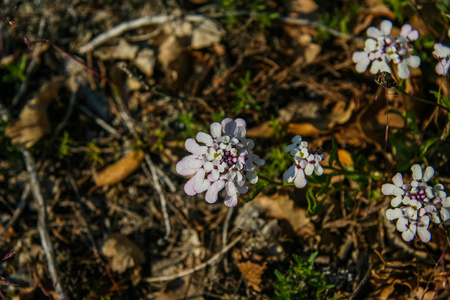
left=91, top=150, right=144, bottom=193
left=237, top=261, right=266, bottom=292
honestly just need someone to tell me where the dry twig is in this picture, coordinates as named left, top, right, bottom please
left=22, top=150, right=67, bottom=299
left=144, top=233, right=244, bottom=283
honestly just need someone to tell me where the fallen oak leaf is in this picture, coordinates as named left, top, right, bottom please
left=89, top=150, right=145, bottom=194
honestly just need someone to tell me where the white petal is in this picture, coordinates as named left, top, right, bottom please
left=382, top=183, right=405, bottom=196
left=422, top=166, right=434, bottom=182
left=402, top=228, right=415, bottom=242
left=205, top=180, right=225, bottom=203
left=380, top=20, right=393, bottom=35
left=443, top=197, right=450, bottom=207
left=433, top=43, right=450, bottom=58
left=364, top=39, right=377, bottom=52
left=294, top=170, right=307, bottom=188
left=210, top=122, right=222, bottom=138
left=225, top=181, right=237, bottom=197
left=441, top=208, right=450, bottom=221
left=411, top=164, right=423, bottom=180
left=196, top=132, right=213, bottom=146
left=304, top=163, right=314, bottom=176
left=405, top=55, right=421, bottom=68
left=386, top=208, right=402, bottom=220
left=417, top=227, right=431, bottom=243
left=396, top=217, right=409, bottom=232
left=370, top=60, right=390, bottom=74
left=246, top=171, right=258, bottom=184
left=184, top=176, right=197, bottom=196
left=391, top=195, right=403, bottom=207
left=314, top=164, right=323, bottom=176
left=283, top=165, right=297, bottom=183
left=367, top=26, right=382, bottom=38
left=354, top=54, right=371, bottom=73
left=392, top=173, right=403, bottom=187
left=399, top=24, right=412, bottom=37
left=397, top=61, right=410, bottom=79
left=224, top=194, right=238, bottom=207
left=436, top=60, right=450, bottom=75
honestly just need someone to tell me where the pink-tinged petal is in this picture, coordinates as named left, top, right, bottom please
left=411, top=164, right=422, bottom=180
left=184, top=176, right=197, bottom=196
left=188, top=158, right=204, bottom=169
left=210, top=122, right=222, bottom=138
left=304, top=163, right=314, bottom=176
left=294, top=170, right=307, bottom=188
left=380, top=20, right=393, bottom=35
left=405, top=55, right=420, bottom=68
left=422, top=166, right=434, bottom=182
left=408, top=30, right=419, bottom=41
left=417, top=227, right=431, bottom=243
left=397, top=62, right=410, bottom=79
left=396, top=217, right=409, bottom=232
left=367, top=26, right=382, bottom=38
left=283, top=165, right=297, bottom=183
left=176, top=160, right=196, bottom=176
left=196, top=132, right=213, bottom=146
left=225, top=181, right=237, bottom=197
left=249, top=153, right=265, bottom=166
left=386, top=208, right=402, bottom=220
left=185, top=138, right=207, bottom=155
left=382, top=183, right=405, bottom=196
left=224, top=194, right=238, bottom=207
left=392, top=173, right=403, bottom=187
left=391, top=195, right=403, bottom=207
left=399, top=24, right=412, bottom=37
left=402, top=228, right=415, bottom=242
left=194, top=169, right=210, bottom=193
left=205, top=180, right=225, bottom=203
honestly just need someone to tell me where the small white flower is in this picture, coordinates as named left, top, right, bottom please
left=433, top=43, right=450, bottom=75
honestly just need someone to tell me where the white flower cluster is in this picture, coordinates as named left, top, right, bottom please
left=283, top=135, right=324, bottom=188
left=383, top=164, right=450, bottom=243
left=433, top=29, right=450, bottom=75
left=176, top=118, right=264, bottom=207
left=352, top=20, right=420, bottom=79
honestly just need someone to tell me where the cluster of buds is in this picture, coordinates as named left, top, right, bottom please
left=283, top=136, right=324, bottom=188
left=176, top=118, right=264, bottom=207
left=352, top=20, right=421, bottom=79
left=383, top=164, right=450, bottom=243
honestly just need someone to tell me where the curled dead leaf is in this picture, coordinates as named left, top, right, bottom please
left=89, top=150, right=144, bottom=194
left=6, top=76, right=65, bottom=149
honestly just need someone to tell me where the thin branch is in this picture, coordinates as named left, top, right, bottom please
left=78, top=12, right=358, bottom=54
left=78, top=104, right=118, bottom=135
left=144, top=154, right=171, bottom=240
left=144, top=233, right=243, bottom=283
left=22, top=149, right=67, bottom=299
left=0, top=184, right=30, bottom=236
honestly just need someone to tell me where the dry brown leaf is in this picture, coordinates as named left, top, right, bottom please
left=328, top=100, right=356, bottom=128
left=94, top=39, right=139, bottom=61
left=246, top=120, right=274, bottom=138
left=133, top=48, right=156, bottom=77
left=90, top=150, right=144, bottom=194
left=6, top=76, right=65, bottom=149
left=286, top=122, right=326, bottom=136
left=102, top=233, right=145, bottom=274
left=237, top=260, right=266, bottom=292
left=286, top=0, right=319, bottom=15
left=191, top=18, right=223, bottom=49
left=255, top=193, right=315, bottom=237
